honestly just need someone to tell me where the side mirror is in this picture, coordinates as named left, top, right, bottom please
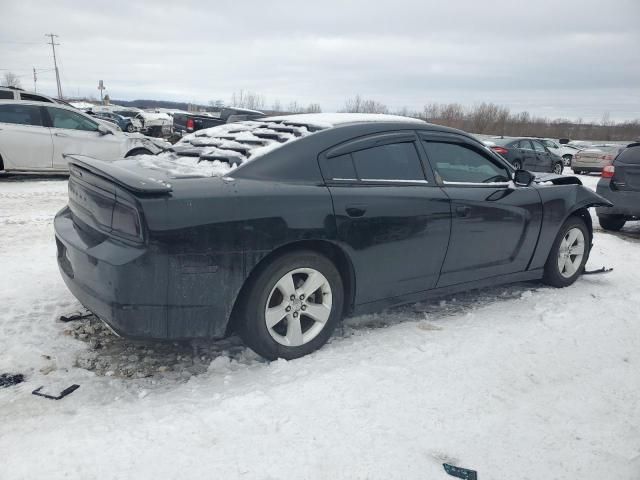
left=97, top=124, right=113, bottom=136
left=513, top=169, right=534, bottom=187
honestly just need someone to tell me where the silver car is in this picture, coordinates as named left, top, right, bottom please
left=0, top=101, right=167, bottom=173
left=572, top=144, right=625, bottom=174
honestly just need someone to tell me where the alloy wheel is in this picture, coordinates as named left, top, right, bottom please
left=557, top=227, right=585, bottom=278
left=265, top=268, right=333, bottom=347
left=553, top=163, right=563, bottom=174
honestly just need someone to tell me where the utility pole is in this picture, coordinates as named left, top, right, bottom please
left=33, top=67, right=37, bottom=92
left=45, top=33, right=63, bottom=99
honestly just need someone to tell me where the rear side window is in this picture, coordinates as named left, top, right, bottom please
left=351, top=142, right=425, bottom=181
left=47, top=107, right=98, bottom=131
left=20, top=92, right=52, bottom=103
left=0, top=104, right=44, bottom=126
left=0, top=90, right=14, bottom=99
left=324, top=153, right=357, bottom=180
left=423, top=141, right=510, bottom=184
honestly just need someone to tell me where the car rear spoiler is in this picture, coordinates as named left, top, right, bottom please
left=65, top=154, right=173, bottom=194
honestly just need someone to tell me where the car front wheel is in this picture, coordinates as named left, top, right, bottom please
left=562, top=154, right=572, bottom=167
left=126, top=123, right=135, bottom=132
left=512, top=160, right=522, bottom=170
left=543, top=216, right=590, bottom=287
left=238, top=251, right=344, bottom=360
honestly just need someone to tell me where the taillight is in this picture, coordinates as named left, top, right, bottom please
left=492, top=146, right=509, bottom=155
left=602, top=165, right=615, bottom=178
left=186, top=118, right=195, bottom=131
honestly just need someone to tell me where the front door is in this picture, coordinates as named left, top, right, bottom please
left=0, top=104, right=52, bottom=170
left=420, top=135, right=542, bottom=287
left=517, top=140, right=538, bottom=170
left=531, top=140, right=553, bottom=172
left=45, top=106, right=122, bottom=169
left=320, top=132, right=451, bottom=304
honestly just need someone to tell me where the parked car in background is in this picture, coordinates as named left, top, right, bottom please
left=0, top=101, right=167, bottom=173
left=484, top=137, right=564, bottom=174
left=595, top=143, right=640, bottom=231
left=88, top=111, right=141, bottom=133
left=54, top=113, right=610, bottom=360
left=572, top=144, right=626, bottom=174
left=539, top=138, right=580, bottom=167
left=135, top=111, right=173, bottom=137
left=173, top=107, right=266, bottom=135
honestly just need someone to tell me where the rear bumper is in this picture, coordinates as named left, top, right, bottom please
left=595, top=180, right=640, bottom=217
left=54, top=206, right=232, bottom=340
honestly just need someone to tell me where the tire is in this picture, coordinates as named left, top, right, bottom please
left=543, top=216, right=590, bottom=288
left=562, top=154, right=572, bottom=167
left=124, top=148, right=152, bottom=157
left=572, top=168, right=583, bottom=175
left=598, top=215, right=626, bottom=231
left=553, top=162, right=563, bottom=175
left=238, top=250, right=344, bottom=360
left=512, top=160, right=522, bottom=170
left=126, top=123, right=135, bottom=133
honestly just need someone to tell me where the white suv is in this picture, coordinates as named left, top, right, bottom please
left=0, top=100, right=168, bottom=173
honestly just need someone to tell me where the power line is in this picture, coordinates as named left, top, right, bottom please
left=45, top=33, right=63, bottom=99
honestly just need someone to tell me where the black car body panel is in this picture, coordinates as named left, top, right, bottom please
left=173, top=107, right=266, bottom=134
left=55, top=117, right=611, bottom=340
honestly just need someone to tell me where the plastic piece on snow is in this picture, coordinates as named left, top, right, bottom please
left=0, top=373, right=25, bottom=388
left=32, top=384, right=80, bottom=400
left=583, top=267, right=613, bottom=275
left=443, top=463, right=478, bottom=480
left=59, top=311, right=92, bottom=322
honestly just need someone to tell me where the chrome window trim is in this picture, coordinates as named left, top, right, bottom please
left=442, top=181, right=511, bottom=187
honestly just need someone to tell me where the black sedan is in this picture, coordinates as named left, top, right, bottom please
left=485, top=137, right=565, bottom=174
left=54, top=114, right=610, bottom=360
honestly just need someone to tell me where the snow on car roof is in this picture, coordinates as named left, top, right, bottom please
left=137, top=114, right=423, bottom=178
left=265, top=112, right=425, bottom=129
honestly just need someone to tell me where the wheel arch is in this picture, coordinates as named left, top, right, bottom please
left=566, top=207, right=593, bottom=244
left=226, top=239, right=356, bottom=335
left=125, top=147, right=153, bottom=157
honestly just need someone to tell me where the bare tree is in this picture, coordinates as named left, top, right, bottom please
left=342, top=95, right=388, bottom=114
left=2, top=72, right=21, bottom=88
left=271, top=99, right=282, bottom=112
left=230, top=90, right=265, bottom=110
left=305, top=103, right=322, bottom=113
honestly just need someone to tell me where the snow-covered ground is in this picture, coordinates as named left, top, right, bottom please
left=1, top=173, right=639, bottom=480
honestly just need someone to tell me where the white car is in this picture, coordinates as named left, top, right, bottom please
left=539, top=139, right=579, bottom=166
left=0, top=101, right=168, bottom=173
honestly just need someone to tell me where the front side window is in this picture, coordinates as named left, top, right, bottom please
left=423, top=141, right=510, bottom=184
left=351, top=142, right=425, bottom=181
left=47, top=107, right=98, bottom=131
left=0, top=104, right=44, bottom=126
left=542, top=140, right=557, bottom=149
left=518, top=140, right=534, bottom=150
left=20, top=92, right=52, bottom=103
left=531, top=141, right=546, bottom=153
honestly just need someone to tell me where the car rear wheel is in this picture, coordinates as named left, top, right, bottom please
left=553, top=162, right=563, bottom=175
left=126, top=123, right=135, bottom=132
left=598, top=215, right=626, bottom=231
left=543, top=216, right=590, bottom=288
left=238, top=251, right=344, bottom=360
left=572, top=168, right=583, bottom=175
left=512, top=160, right=522, bottom=170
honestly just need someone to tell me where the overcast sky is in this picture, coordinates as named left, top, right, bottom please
left=1, top=0, right=639, bottom=121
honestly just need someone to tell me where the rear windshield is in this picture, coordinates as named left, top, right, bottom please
left=615, top=146, right=640, bottom=164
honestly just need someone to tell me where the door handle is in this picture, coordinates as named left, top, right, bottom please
left=456, top=206, right=471, bottom=217
left=345, top=204, right=367, bottom=218
left=54, top=132, right=68, bottom=137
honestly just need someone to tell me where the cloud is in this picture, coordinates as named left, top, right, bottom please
left=1, top=0, right=639, bottom=121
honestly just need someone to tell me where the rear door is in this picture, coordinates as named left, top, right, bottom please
left=320, top=131, right=451, bottom=304
left=531, top=140, right=553, bottom=172
left=45, top=106, right=123, bottom=169
left=0, top=104, right=53, bottom=170
left=420, top=133, right=542, bottom=287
